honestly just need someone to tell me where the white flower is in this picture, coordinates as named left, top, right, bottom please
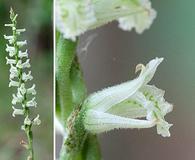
left=9, top=64, right=19, bottom=79
left=17, top=40, right=27, bottom=47
left=12, top=106, right=24, bottom=117
left=6, top=57, right=16, bottom=65
left=27, top=84, right=36, bottom=95
left=83, top=57, right=173, bottom=137
left=16, top=59, right=30, bottom=69
left=9, top=79, right=19, bottom=87
left=24, top=116, right=31, bottom=125
left=4, top=35, right=14, bottom=44
left=18, top=83, right=26, bottom=95
left=18, top=50, right=28, bottom=58
left=16, top=28, right=26, bottom=35
left=12, top=93, right=23, bottom=105
left=56, top=0, right=156, bottom=40
left=22, top=71, right=33, bottom=82
left=26, top=97, right=37, bottom=107
left=33, top=115, right=41, bottom=125
left=56, top=0, right=96, bottom=41
left=4, top=23, right=14, bottom=27
left=118, top=0, right=157, bottom=34
left=5, top=44, right=16, bottom=57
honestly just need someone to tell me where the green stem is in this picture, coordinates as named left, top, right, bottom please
left=26, top=125, right=34, bottom=160
left=56, top=33, right=101, bottom=160
left=56, top=34, right=78, bottom=124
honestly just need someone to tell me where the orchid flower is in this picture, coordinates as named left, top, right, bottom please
left=56, top=0, right=156, bottom=41
left=83, top=57, right=173, bottom=137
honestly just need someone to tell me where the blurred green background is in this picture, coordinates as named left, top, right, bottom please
left=76, top=0, right=195, bottom=159
left=0, top=1, right=53, bottom=160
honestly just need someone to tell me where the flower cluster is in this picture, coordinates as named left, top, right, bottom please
left=56, top=0, right=156, bottom=40
left=83, top=58, right=173, bottom=137
left=4, top=9, right=41, bottom=131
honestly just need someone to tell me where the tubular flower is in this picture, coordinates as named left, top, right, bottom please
left=83, top=58, right=173, bottom=137
left=56, top=0, right=156, bottom=40
left=4, top=9, right=40, bottom=129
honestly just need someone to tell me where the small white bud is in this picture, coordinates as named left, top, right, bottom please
left=16, top=28, right=26, bottom=35
left=5, top=24, right=14, bottom=27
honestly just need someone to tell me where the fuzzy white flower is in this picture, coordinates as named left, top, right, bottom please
left=118, top=0, right=156, bottom=34
left=24, top=116, right=31, bottom=125
left=22, top=71, right=33, bottom=82
left=26, top=97, right=37, bottom=108
left=83, top=58, right=173, bottom=137
left=6, top=44, right=16, bottom=57
left=33, top=115, right=41, bottom=125
left=18, top=50, right=28, bottom=58
left=56, top=0, right=96, bottom=41
left=9, top=80, right=19, bottom=87
left=56, top=0, right=156, bottom=40
left=17, top=40, right=27, bottom=47
left=16, top=59, right=30, bottom=69
left=27, top=84, right=36, bottom=95
left=12, top=106, right=25, bottom=117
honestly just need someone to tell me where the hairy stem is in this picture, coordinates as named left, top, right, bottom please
left=56, top=33, right=78, bottom=124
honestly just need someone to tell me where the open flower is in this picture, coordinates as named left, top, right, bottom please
left=56, top=0, right=156, bottom=40
left=83, top=57, right=173, bottom=137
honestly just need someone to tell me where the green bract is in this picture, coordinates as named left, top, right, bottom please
left=56, top=0, right=156, bottom=41
left=83, top=58, right=173, bottom=137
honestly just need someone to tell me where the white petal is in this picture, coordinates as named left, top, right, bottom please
left=12, top=106, right=24, bottom=117
left=26, top=97, right=37, bottom=107
left=9, top=80, right=19, bottom=87
left=26, top=84, right=36, bottom=95
left=157, top=120, right=172, bottom=137
left=56, top=0, right=96, bottom=41
left=24, top=116, right=31, bottom=125
left=84, top=58, right=163, bottom=112
left=33, top=115, right=41, bottom=125
left=84, top=109, right=155, bottom=134
left=118, top=0, right=157, bottom=34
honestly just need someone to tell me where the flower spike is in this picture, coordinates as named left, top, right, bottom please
left=4, top=8, right=40, bottom=159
